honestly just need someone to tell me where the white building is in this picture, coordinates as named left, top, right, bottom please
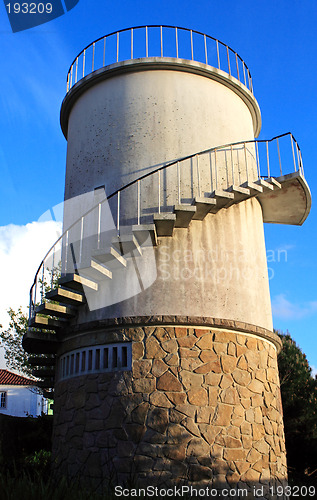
left=0, top=369, right=48, bottom=417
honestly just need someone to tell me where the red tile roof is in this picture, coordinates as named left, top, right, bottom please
left=0, top=369, right=35, bottom=386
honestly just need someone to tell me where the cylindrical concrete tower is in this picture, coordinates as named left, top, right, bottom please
left=24, top=26, right=311, bottom=498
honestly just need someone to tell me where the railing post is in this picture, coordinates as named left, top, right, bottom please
left=146, top=26, right=148, bottom=58
left=65, top=230, right=69, bottom=271
left=177, top=161, right=180, bottom=204
left=131, top=28, right=133, bottom=59
left=75, top=58, right=78, bottom=83
left=249, top=76, right=253, bottom=93
left=224, top=149, right=229, bottom=188
left=33, top=280, right=37, bottom=313
left=295, top=140, right=301, bottom=173
left=235, top=53, right=240, bottom=81
left=117, top=191, right=120, bottom=235
left=204, top=34, right=208, bottom=65
left=266, top=141, right=270, bottom=178
left=216, top=40, right=220, bottom=69
left=41, top=263, right=45, bottom=303
left=237, top=147, right=241, bottom=185
left=158, top=170, right=161, bottom=213
left=92, top=42, right=95, bottom=71
left=70, top=65, right=73, bottom=88
left=276, top=137, right=282, bottom=175
left=82, top=49, right=86, bottom=78
left=174, top=27, right=178, bottom=58
left=137, top=180, right=140, bottom=225
left=98, top=203, right=101, bottom=250
left=29, top=290, right=33, bottom=321
left=255, top=141, right=261, bottom=179
left=103, top=36, right=106, bottom=66
left=116, top=31, right=119, bottom=62
left=230, top=145, right=234, bottom=185
left=299, top=149, right=304, bottom=176
left=226, top=46, right=231, bottom=76
left=209, top=152, right=213, bottom=192
left=79, top=217, right=84, bottom=262
left=290, top=135, right=297, bottom=172
left=214, top=150, right=218, bottom=190
left=196, top=155, right=201, bottom=197
left=244, top=143, right=249, bottom=182
left=242, top=62, right=247, bottom=87
left=190, top=30, right=194, bottom=60
left=160, top=26, right=163, bottom=57
left=51, top=247, right=55, bottom=289
left=247, top=70, right=251, bottom=91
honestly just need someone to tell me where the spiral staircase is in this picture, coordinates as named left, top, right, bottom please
left=22, top=134, right=311, bottom=399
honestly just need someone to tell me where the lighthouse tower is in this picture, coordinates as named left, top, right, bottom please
left=24, top=26, right=311, bottom=497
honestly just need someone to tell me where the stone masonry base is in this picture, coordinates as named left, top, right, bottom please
left=52, top=319, right=288, bottom=499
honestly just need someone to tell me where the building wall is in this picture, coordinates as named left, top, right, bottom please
left=74, top=197, right=273, bottom=331
left=64, top=63, right=258, bottom=202
left=0, top=385, right=47, bottom=417
left=52, top=322, right=287, bottom=497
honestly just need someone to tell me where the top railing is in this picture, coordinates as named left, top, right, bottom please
left=66, top=25, right=253, bottom=93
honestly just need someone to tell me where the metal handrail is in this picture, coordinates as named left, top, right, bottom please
left=29, top=133, right=303, bottom=320
left=66, top=25, right=253, bottom=93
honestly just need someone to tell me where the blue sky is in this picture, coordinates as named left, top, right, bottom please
left=0, top=1, right=316, bottom=370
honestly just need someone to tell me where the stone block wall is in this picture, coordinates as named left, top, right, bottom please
left=52, top=319, right=288, bottom=498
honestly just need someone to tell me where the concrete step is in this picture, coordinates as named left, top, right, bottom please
left=267, top=177, right=282, bottom=189
left=112, top=234, right=142, bottom=256
left=46, top=287, right=86, bottom=306
left=28, top=356, right=56, bottom=367
left=241, top=181, right=264, bottom=195
left=192, top=197, right=217, bottom=220
left=210, top=189, right=235, bottom=208
left=22, top=331, right=59, bottom=355
left=29, top=314, right=66, bottom=331
left=132, top=224, right=158, bottom=247
left=153, top=213, right=176, bottom=236
left=76, top=259, right=112, bottom=281
left=227, top=185, right=251, bottom=203
left=174, top=204, right=197, bottom=228
left=254, top=178, right=274, bottom=192
left=92, top=246, right=127, bottom=268
left=58, top=273, right=98, bottom=292
left=35, top=302, right=77, bottom=319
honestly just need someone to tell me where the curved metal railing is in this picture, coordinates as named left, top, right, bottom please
left=29, top=133, right=303, bottom=321
left=66, top=25, right=254, bottom=93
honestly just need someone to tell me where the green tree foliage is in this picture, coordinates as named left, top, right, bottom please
left=277, top=331, right=317, bottom=485
left=0, top=263, right=61, bottom=377
left=0, top=307, right=31, bottom=377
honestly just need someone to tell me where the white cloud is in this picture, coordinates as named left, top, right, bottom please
left=0, top=221, right=62, bottom=368
left=272, top=293, right=317, bottom=320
